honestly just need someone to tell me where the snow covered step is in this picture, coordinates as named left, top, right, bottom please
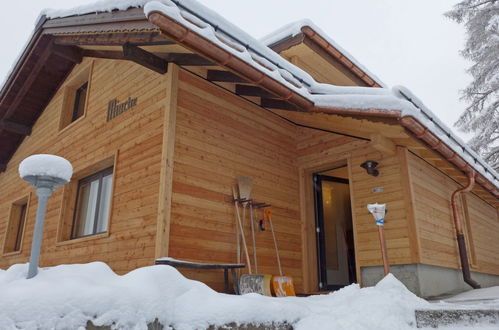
left=86, top=320, right=292, bottom=330
left=415, top=309, right=499, bottom=328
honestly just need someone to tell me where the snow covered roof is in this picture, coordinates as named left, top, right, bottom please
left=1, top=0, right=498, bottom=196
left=260, top=19, right=386, bottom=88
left=143, top=0, right=499, bottom=193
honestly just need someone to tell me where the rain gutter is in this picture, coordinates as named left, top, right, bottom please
left=146, top=9, right=499, bottom=200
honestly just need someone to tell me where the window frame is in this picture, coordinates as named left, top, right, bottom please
left=2, top=194, right=30, bottom=255
left=71, top=81, right=88, bottom=122
left=71, top=166, right=114, bottom=239
left=58, top=60, right=94, bottom=132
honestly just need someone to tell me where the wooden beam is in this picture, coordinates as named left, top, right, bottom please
left=82, top=49, right=124, bottom=60
left=52, top=44, right=83, bottom=63
left=54, top=32, right=167, bottom=46
left=397, top=146, right=421, bottom=263
left=207, top=70, right=247, bottom=83
left=370, top=133, right=396, bottom=156
left=156, top=63, right=179, bottom=259
left=261, top=98, right=298, bottom=111
left=122, top=42, right=168, bottom=74
left=0, top=120, right=32, bottom=136
left=235, top=85, right=274, bottom=98
left=5, top=41, right=54, bottom=118
left=162, top=53, right=213, bottom=66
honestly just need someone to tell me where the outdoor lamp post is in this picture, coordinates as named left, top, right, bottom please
left=19, top=154, right=72, bottom=279
left=367, top=203, right=390, bottom=275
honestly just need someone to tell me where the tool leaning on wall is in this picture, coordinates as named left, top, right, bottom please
left=232, top=176, right=295, bottom=297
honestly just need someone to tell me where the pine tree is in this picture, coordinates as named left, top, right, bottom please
left=445, top=0, right=499, bottom=170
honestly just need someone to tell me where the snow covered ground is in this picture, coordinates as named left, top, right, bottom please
left=0, top=262, right=497, bottom=329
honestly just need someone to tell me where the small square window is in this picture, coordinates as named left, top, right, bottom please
left=72, top=167, right=113, bottom=239
left=3, top=196, right=29, bottom=254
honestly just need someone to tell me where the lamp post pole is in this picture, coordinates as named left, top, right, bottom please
left=19, top=154, right=72, bottom=279
left=27, top=186, right=53, bottom=279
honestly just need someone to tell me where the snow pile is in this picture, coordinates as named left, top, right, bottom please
left=43, top=0, right=152, bottom=19
left=18, top=154, right=73, bottom=182
left=0, top=262, right=429, bottom=330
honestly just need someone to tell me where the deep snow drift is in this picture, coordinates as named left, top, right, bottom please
left=0, top=262, right=431, bottom=330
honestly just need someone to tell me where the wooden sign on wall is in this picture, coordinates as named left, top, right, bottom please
left=107, top=97, right=138, bottom=121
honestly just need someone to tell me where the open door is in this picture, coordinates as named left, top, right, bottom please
left=314, top=168, right=356, bottom=291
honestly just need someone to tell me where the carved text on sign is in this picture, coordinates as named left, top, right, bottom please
left=107, top=97, right=138, bottom=121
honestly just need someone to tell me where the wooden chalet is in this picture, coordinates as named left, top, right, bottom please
left=0, top=1, right=498, bottom=298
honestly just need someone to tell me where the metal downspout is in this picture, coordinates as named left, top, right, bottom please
left=451, top=170, right=481, bottom=289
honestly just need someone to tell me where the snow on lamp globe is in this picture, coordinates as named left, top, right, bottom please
left=18, top=154, right=72, bottom=279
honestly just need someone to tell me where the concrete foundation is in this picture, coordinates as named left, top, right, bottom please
left=361, top=264, right=499, bottom=299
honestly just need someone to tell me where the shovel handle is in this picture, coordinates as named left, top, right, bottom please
left=233, top=187, right=252, bottom=274
left=266, top=209, right=282, bottom=276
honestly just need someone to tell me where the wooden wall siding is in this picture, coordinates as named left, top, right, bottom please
left=465, top=193, right=499, bottom=275
left=0, top=58, right=168, bottom=274
left=169, top=69, right=302, bottom=292
left=409, top=153, right=499, bottom=275
left=295, top=127, right=414, bottom=290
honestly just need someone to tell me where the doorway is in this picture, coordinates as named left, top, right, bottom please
left=314, top=166, right=356, bottom=291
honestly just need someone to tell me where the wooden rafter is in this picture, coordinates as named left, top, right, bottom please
left=0, top=120, right=32, bottom=136
left=235, top=85, right=274, bottom=98
left=53, top=32, right=168, bottom=46
left=206, top=70, right=247, bottom=83
left=82, top=49, right=124, bottom=60
left=82, top=48, right=214, bottom=67
left=122, top=42, right=168, bottom=74
left=162, top=53, right=213, bottom=66
left=52, top=44, right=83, bottom=63
left=5, top=40, right=55, bottom=118
left=261, top=98, right=299, bottom=111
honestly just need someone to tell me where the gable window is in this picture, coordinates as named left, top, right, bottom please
left=71, top=82, right=88, bottom=122
left=3, top=196, right=29, bottom=254
left=72, top=167, right=113, bottom=239
left=59, top=60, right=93, bottom=131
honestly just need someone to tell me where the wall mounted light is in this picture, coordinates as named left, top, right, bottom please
left=360, top=160, right=379, bottom=176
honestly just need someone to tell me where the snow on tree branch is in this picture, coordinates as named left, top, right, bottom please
left=445, top=0, right=499, bottom=170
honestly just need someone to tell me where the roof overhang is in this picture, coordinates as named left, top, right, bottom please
left=267, top=26, right=380, bottom=88
left=145, top=7, right=499, bottom=200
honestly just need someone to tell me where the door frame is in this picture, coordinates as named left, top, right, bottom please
left=299, top=157, right=360, bottom=293
left=313, top=173, right=351, bottom=291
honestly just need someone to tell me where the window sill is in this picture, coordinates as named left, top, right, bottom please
left=2, top=250, right=22, bottom=257
left=56, top=232, right=109, bottom=246
left=58, top=114, right=86, bottom=135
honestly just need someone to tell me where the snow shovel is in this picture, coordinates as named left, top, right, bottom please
left=235, top=179, right=271, bottom=296
left=236, top=201, right=271, bottom=295
left=266, top=208, right=296, bottom=297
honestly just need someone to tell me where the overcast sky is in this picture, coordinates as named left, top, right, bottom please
left=0, top=0, right=470, bottom=138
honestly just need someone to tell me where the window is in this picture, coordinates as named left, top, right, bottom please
left=72, top=167, right=113, bottom=239
left=59, top=61, right=93, bottom=131
left=71, top=82, right=88, bottom=122
left=3, top=196, right=29, bottom=254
